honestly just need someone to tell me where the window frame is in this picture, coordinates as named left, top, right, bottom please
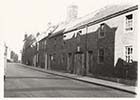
left=98, top=23, right=105, bottom=38
left=125, top=14, right=133, bottom=31
left=98, top=48, right=105, bottom=64
left=125, top=46, right=133, bottom=63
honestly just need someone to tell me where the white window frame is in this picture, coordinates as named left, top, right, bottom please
left=125, top=14, right=133, bottom=31
left=125, top=46, right=133, bottom=63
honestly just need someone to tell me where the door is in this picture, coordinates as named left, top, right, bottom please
left=45, top=53, right=47, bottom=69
left=67, top=54, right=70, bottom=72
left=74, top=53, right=85, bottom=75
left=48, top=55, right=51, bottom=70
left=87, top=51, right=93, bottom=74
left=33, top=55, right=36, bottom=67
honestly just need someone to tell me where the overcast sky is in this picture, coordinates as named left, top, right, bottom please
left=0, top=0, right=138, bottom=60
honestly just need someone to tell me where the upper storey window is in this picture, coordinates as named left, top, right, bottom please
left=99, top=23, right=105, bottom=38
left=125, top=14, right=133, bottom=31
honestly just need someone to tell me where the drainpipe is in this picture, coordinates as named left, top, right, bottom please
left=85, top=25, right=88, bottom=75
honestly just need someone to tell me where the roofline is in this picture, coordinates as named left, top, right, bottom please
left=49, top=29, right=65, bottom=39
left=87, top=5, right=138, bottom=26
left=37, top=25, right=59, bottom=42
left=64, top=5, right=138, bottom=34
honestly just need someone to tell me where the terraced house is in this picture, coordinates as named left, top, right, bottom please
left=22, top=4, right=138, bottom=80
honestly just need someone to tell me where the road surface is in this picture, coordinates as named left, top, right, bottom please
left=4, top=63, right=135, bottom=97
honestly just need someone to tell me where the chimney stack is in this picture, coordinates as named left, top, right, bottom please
left=66, top=4, right=78, bottom=23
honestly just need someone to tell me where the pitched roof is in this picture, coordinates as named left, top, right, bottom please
left=36, top=25, right=58, bottom=42
left=37, top=32, right=48, bottom=42
left=64, top=10, right=98, bottom=33
left=49, top=23, right=66, bottom=38
left=65, top=4, right=136, bottom=33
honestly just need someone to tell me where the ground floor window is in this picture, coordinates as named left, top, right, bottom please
left=50, top=55, right=53, bottom=61
left=125, top=46, right=133, bottom=63
left=98, top=48, right=104, bottom=63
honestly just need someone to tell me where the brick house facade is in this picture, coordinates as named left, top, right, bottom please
left=22, top=5, right=138, bottom=79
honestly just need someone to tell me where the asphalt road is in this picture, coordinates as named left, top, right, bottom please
left=4, top=63, right=135, bottom=97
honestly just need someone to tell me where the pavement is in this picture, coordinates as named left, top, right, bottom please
left=20, top=63, right=137, bottom=94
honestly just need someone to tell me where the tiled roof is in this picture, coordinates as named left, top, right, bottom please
left=49, top=23, right=66, bottom=38
left=65, top=4, right=135, bottom=33
left=64, top=10, right=99, bottom=33
left=36, top=4, right=136, bottom=40
left=36, top=25, right=58, bottom=42
left=37, top=32, right=48, bottom=42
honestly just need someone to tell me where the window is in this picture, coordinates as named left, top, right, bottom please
left=99, top=23, right=105, bottom=38
left=50, top=55, right=53, bottom=61
left=77, top=46, right=80, bottom=52
left=98, top=48, right=104, bottom=63
left=125, top=14, right=133, bottom=31
left=125, top=46, right=133, bottom=63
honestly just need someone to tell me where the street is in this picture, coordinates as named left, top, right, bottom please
left=4, top=63, right=135, bottom=97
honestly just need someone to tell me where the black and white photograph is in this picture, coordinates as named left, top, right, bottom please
left=0, top=0, right=139, bottom=99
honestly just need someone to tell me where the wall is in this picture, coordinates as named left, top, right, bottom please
left=62, top=8, right=138, bottom=78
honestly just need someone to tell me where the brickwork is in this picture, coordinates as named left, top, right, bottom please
left=22, top=5, right=138, bottom=79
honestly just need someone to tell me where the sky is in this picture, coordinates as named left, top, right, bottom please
left=0, top=0, right=138, bottom=60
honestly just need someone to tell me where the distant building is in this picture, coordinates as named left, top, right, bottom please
left=4, top=43, right=19, bottom=63
left=10, top=50, right=18, bottom=62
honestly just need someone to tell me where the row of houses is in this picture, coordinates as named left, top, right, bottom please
left=22, top=4, right=138, bottom=79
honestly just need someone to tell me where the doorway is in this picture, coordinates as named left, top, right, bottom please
left=87, top=51, right=93, bottom=74
left=45, top=53, right=47, bottom=69
left=74, top=53, right=85, bottom=75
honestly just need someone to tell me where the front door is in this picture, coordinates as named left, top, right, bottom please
left=74, top=53, right=85, bottom=75
left=87, top=51, right=93, bottom=74
left=67, top=53, right=72, bottom=73
left=45, top=53, right=47, bottom=69
left=34, top=55, right=36, bottom=67
left=48, top=55, right=51, bottom=70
